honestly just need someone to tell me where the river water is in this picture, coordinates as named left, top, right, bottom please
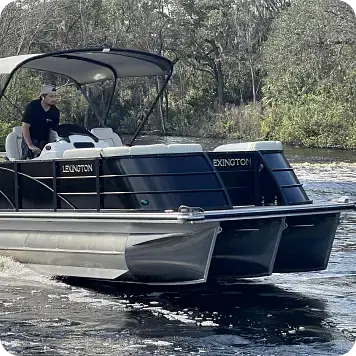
left=0, top=137, right=355, bottom=356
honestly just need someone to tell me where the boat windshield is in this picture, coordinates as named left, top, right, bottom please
left=54, top=123, right=99, bottom=142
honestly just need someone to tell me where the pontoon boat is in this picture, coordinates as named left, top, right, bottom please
left=0, top=48, right=354, bottom=285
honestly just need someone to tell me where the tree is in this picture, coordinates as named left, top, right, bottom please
left=262, top=0, right=356, bottom=147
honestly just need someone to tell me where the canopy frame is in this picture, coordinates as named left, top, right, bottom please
left=0, top=47, right=173, bottom=138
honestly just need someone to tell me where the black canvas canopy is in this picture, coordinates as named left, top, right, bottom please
left=0, top=47, right=173, bottom=85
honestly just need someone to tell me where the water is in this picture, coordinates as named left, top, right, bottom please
left=0, top=137, right=355, bottom=355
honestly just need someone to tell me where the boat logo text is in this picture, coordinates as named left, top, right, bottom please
left=213, top=158, right=252, bottom=167
left=62, top=164, right=93, bottom=173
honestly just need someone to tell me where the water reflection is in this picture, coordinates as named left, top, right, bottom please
left=61, top=278, right=334, bottom=346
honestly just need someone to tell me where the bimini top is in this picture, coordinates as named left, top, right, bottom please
left=0, top=47, right=173, bottom=85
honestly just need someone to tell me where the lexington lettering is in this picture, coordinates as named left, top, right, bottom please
left=62, top=164, right=93, bottom=173
left=213, top=158, right=252, bottom=167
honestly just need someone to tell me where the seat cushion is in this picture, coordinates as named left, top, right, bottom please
left=63, top=148, right=103, bottom=159
left=101, top=146, right=131, bottom=157
left=214, top=141, right=283, bottom=152
left=130, top=144, right=168, bottom=155
left=167, top=143, right=203, bottom=153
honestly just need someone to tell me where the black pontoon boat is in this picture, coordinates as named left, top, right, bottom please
left=0, top=48, right=354, bottom=285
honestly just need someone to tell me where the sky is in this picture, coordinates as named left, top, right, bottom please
left=0, top=0, right=12, bottom=13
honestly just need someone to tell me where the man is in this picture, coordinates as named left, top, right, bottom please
left=21, top=84, right=60, bottom=159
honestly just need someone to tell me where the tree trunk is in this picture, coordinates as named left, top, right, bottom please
left=214, top=60, right=225, bottom=107
left=84, top=87, right=90, bottom=128
left=207, top=39, right=225, bottom=107
left=156, top=76, right=166, bottom=134
left=249, top=57, right=256, bottom=103
left=164, top=87, right=169, bottom=126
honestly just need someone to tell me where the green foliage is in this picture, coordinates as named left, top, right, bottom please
left=261, top=93, right=354, bottom=148
left=0, top=70, right=43, bottom=133
left=0, top=0, right=355, bottom=148
left=261, top=0, right=356, bottom=148
left=199, top=103, right=263, bottom=139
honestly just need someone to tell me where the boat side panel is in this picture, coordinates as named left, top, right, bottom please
left=0, top=161, right=74, bottom=210
left=0, top=163, right=16, bottom=209
left=259, top=152, right=310, bottom=205
left=207, top=152, right=258, bottom=206
left=207, top=151, right=311, bottom=206
left=100, top=154, right=230, bottom=211
left=0, top=154, right=231, bottom=211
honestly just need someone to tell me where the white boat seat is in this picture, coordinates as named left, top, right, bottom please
left=49, top=129, right=59, bottom=142
left=214, top=141, right=283, bottom=152
left=91, top=127, right=122, bottom=147
left=102, top=144, right=202, bottom=158
left=63, top=148, right=103, bottom=159
left=5, top=126, right=23, bottom=160
left=6, top=126, right=61, bottom=161
left=130, top=144, right=168, bottom=155
left=167, top=143, right=202, bottom=153
left=101, top=146, right=131, bottom=157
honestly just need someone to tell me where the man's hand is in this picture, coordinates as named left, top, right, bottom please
left=29, top=145, right=41, bottom=155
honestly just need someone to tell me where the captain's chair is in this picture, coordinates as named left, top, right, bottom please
left=5, top=126, right=23, bottom=160
left=91, top=127, right=122, bottom=147
left=5, top=127, right=59, bottom=161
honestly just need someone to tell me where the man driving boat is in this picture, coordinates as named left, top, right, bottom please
left=21, top=84, right=60, bottom=159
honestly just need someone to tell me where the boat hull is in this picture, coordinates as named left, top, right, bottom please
left=273, top=212, right=340, bottom=273
left=0, top=214, right=219, bottom=285
left=209, top=217, right=285, bottom=280
left=0, top=203, right=352, bottom=285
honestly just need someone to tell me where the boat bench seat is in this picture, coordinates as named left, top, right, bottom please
left=101, top=143, right=203, bottom=157
left=63, top=148, right=102, bottom=159
left=101, top=144, right=167, bottom=157
left=101, top=146, right=131, bottom=157
left=60, top=143, right=204, bottom=159
left=63, top=145, right=169, bottom=159
left=167, top=144, right=202, bottom=153
left=130, top=144, right=168, bottom=155
left=91, top=128, right=122, bottom=147
left=214, top=141, right=283, bottom=152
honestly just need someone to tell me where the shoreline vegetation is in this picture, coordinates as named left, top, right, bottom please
left=0, top=0, right=355, bottom=150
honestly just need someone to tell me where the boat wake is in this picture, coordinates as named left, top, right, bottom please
left=293, top=162, right=356, bottom=184
left=0, top=256, right=58, bottom=287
